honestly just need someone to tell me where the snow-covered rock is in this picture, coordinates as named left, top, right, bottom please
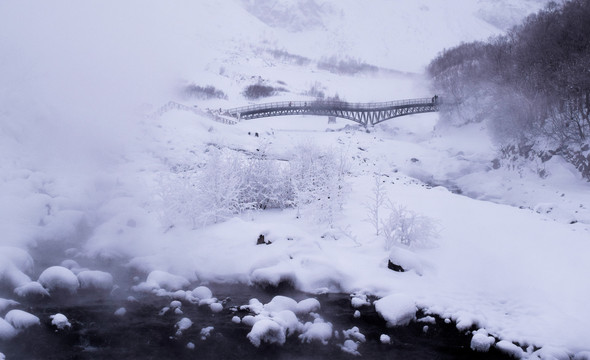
left=191, top=286, right=213, bottom=301
left=38, top=266, right=79, bottom=294
left=470, top=329, right=495, bottom=352
left=77, top=270, right=114, bottom=291
left=388, top=246, right=424, bottom=275
left=0, top=298, right=19, bottom=312
left=200, top=326, right=214, bottom=340
left=14, top=281, right=50, bottom=297
left=209, top=302, right=223, bottom=313
left=495, top=340, right=525, bottom=359
left=380, top=334, right=391, bottom=344
left=295, top=298, right=320, bottom=314
left=374, top=293, right=416, bottom=326
left=343, top=326, right=366, bottom=343
left=4, top=309, right=40, bottom=329
left=50, top=313, right=71, bottom=330
left=339, top=339, right=361, bottom=356
left=263, top=295, right=298, bottom=313
left=247, top=318, right=286, bottom=347
left=114, top=307, right=127, bottom=317
left=298, top=319, right=332, bottom=344
left=0, top=318, right=18, bottom=340
left=175, top=317, right=193, bottom=336
left=134, top=270, right=190, bottom=292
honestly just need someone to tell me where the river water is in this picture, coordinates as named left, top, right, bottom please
left=1, top=277, right=513, bottom=360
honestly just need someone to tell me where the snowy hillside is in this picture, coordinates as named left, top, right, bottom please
left=3, top=1, right=589, bottom=359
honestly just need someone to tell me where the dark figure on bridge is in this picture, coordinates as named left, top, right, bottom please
left=289, top=102, right=292, bottom=107
left=432, top=95, right=438, bottom=104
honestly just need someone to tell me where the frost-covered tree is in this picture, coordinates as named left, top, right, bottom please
left=289, top=142, right=350, bottom=226
left=364, top=174, right=386, bottom=235
left=381, top=201, right=437, bottom=249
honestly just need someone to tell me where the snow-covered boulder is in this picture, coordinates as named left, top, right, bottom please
left=263, top=295, right=298, bottom=313
left=4, top=309, right=40, bottom=329
left=0, top=298, right=19, bottom=313
left=38, top=266, right=79, bottom=294
left=339, top=339, right=361, bottom=356
left=247, top=318, right=287, bottom=347
left=0, top=318, right=18, bottom=340
left=175, top=317, right=193, bottom=336
left=298, top=319, right=333, bottom=344
left=14, top=281, right=50, bottom=298
left=272, top=310, right=300, bottom=335
left=470, top=329, right=495, bottom=352
left=77, top=270, right=114, bottom=291
left=295, top=298, right=320, bottom=315
left=495, top=340, right=525, bottom=359
left=50, top=313, right=71, bottom=330
left=133, top=270, right=190, bottom=293
left=374, top=293, right=416, bottom=327
left=388, top=247, right=423, bottom=275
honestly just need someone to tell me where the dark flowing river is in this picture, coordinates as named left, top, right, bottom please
left=1, top=279, right=513, bottom=360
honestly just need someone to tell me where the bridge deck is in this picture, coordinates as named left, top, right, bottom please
left=224, top=97, right=439, bottom=125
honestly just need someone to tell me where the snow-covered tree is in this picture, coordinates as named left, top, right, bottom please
left=381, top=201, right=437, bottom=249
left=289, top=142, right=350, bottom=226
left=364, top=174, right=387, bottom=235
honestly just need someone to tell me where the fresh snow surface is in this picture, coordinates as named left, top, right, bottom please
left=2, top=0, right=588, bottom=357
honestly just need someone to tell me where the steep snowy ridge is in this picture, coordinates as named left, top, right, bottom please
left=2, top=1, right=588, bottom=358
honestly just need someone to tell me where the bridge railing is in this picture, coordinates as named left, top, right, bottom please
left=225, top=97, right=436, bottom=115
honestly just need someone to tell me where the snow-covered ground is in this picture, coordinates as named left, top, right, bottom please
left=2, top=0, right=589, bottom=359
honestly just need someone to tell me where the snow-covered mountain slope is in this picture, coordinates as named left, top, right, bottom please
left=4, top=0, right=589, bottom=358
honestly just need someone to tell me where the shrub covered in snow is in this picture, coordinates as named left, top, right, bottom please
left=381, top=201, right=437, bottom=249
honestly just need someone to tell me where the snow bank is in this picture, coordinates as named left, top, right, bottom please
left=38, top=266, right=79, bottom=294
left=374, top=294, right=416, bottom=327
left=4, top=309, right=40, bottom=329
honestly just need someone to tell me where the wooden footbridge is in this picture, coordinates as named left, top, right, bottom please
left=224, top=97, right=440, bottom=126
